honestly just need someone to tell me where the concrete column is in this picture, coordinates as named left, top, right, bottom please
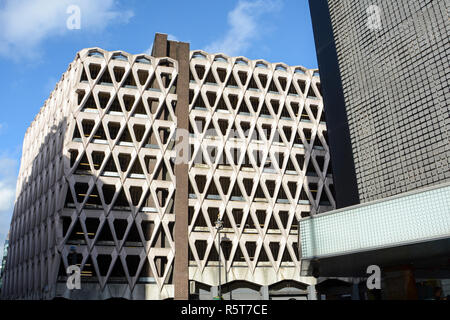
left=151, top=33, right=191, bottom=300
left=307, top=285, right=317, bottom=300
left=151, top=33, right=168, bottom=57
left=261, top=285, right=269, bottom=300
left=172, top=40, right=190, bottom=300
left=211, top=286, right=218, bottom=300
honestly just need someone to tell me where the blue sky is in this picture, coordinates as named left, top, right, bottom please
left=0, top=0, right=318, bottom=255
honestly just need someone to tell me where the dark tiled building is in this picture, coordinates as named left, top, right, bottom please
left=309, top=0, right=449, bottom=207
left=302, top=0, right=450, bottom=299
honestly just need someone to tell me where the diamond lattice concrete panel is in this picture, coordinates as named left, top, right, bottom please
left=2, top=48, right=178, bottom=300
left=187, top=51, right=335, bottom=287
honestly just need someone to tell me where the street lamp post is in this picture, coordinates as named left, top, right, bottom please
left=221, top=235, right=232, bottom=300
left=215, top=218, right=223, bottom=300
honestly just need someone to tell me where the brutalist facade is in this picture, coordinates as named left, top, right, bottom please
left=309, top=0, right=449, bottom=207
left=2, top=34, right=334, bottom=300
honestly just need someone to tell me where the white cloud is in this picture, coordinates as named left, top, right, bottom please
left=0, top=181, right=15, bottom=211
left=145, top=47, right=153, bottom=56
left=0, top=0, right=134, bottom=59
left=0, top=156, right=17, bottom=178
left=0, top=156, right=18, bottom=257
left=205, top=0, right=281, bottom=56
left=167, top=34, right=178, bottom=42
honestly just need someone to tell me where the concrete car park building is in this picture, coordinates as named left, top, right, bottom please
left=304, top=0, right=449, bottom=299
left=2, top=34, right=334, bottom=300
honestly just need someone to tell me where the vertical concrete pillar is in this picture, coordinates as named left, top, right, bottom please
left=173, top=40, right=190, bottom=300
left=307, top=285, right=317, bottom=300
left=261, top=285, right=269, bottom=300
left=151, top=33, right=190, bottom=300
left=211, top=286, right=218, bottom=300
left=151, top=33, right=168, bottom=57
